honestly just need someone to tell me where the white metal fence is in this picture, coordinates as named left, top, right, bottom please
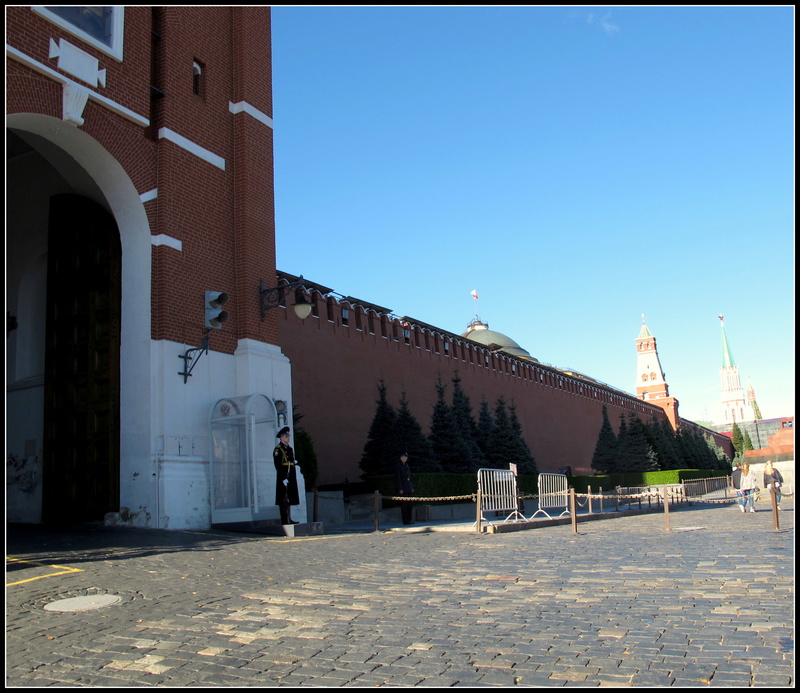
left=682, top=475, right=732, bottom=501
left=476, top=468, right=525, bottom=523
left=529, top=473, right=569, bottom=519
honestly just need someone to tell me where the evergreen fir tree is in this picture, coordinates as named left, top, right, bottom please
left=707, top=435, right=731, bottom=471
left=743, top=429, right=755, bottom=451
left=690, top=430, right=718, bottom=470
left=485, top=397, right=520, bottom=468
left=591, top=405, right=618, bottom=474
left=428, top=376, right=473, bottom=473
left=731, top=422, right=744, bottom=457
left=476, top=397, right=494, bottom=457
left=394, top=392, right=438, bottom=472
left=642, top=415, right=680, bottom=471
left=617, top=413, right=658, bottom=472
left=450, top=371, right=486, bottom=472
left=673, top=429, right=691, bottom=468
left=359, top=379, right=397, bottom=480
left=675, top=429, right=707, bottom=469
left=614, top=413, right=629, bottom=470
left=292, top=404, right=319, bottom=488
left=658, top=418, right=683, bottom=470
left=508, top=401, right=537, bottom=474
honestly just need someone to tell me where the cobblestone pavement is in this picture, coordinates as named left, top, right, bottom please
left=6, top=500, right=794, bottom=687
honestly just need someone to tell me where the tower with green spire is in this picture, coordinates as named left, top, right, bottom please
left=718, top=315, right=754, bottom=424
left=747, top=379, right=763, bottom=420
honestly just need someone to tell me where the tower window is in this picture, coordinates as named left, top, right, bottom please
left=193, top=61, right=204, bottom=96
left=36, top=6, right=125, bottom=59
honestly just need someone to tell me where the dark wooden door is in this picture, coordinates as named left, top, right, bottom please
left=43, top=194, right=121, bottom=523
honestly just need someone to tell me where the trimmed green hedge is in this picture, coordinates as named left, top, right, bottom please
left=567, top=469, right=729, bottom=493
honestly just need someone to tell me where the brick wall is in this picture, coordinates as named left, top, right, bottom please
left=7, top=6, right=278, bottom=352
left=278, top=291, right=726, bottom=486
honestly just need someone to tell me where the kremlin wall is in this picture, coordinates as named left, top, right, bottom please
left=277, top=273, right=735, bottom=487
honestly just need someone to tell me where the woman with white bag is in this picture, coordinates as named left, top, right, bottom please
left=739, top=464, right=758, bottom=513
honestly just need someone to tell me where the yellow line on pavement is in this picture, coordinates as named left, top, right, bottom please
left=272, top=533, right=359, bottom=543
left=6, top=557, right=84, bottom=586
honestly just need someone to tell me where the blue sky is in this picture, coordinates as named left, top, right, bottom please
left=271, top=6, right=794, bottom=424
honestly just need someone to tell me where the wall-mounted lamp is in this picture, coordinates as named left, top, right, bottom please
left=274, top=399, right=288, bottom=427
left=179, top=290, right=230, bottom=383
left=205, top=291, right=230, bottom=328
left=260, top=276, right=313, bottom=320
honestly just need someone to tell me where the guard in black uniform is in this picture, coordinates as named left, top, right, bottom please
left=394, top=451, right=415, bottom=525
left=273, top=426, right=300, bottom=524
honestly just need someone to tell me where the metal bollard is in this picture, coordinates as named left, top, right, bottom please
left=475, top=489, right=482, bottom=533
left=570, top=488, right=577, bottom=533
left=662, top=485, right=670, bottom=532
left=373, top=490, right=381, bottom=532
left=599, top=487, right=603, bottom=514
left=771, top=486, right=780, bottom=531
left=587, top=485, right=593, bottom=514
left=313, top=489, right=319, bottom=523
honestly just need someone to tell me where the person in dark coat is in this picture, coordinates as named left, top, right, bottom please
left=731, top=462, right=744, bottom=512
left=395, top=452, right=414, bottom=525
left=273, top=426, right=300, bottom=524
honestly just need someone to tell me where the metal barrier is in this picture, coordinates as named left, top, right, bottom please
left=476, top=468, right=525, bottom=524
left=529, top=473, right=569, bottom=519
left=682, top=475, right=731, bottom=501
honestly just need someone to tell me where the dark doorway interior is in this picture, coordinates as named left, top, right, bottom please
left=42, top=193, right=121, bottom=523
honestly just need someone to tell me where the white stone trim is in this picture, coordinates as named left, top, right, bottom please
left=62, top=82, right=89, bottom=126
left=48, top=38, right=106, bottom=87
left=151, top=234, right=182, bottom=252
left=229, top=101, right=274, bottom=129
left=158, top=127, right=226, bottom=170
left=6, top=44, right=148, bottom=126
left=140, top=188, right=158, bottom=203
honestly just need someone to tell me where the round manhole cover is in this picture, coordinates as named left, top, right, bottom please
left=43, top=594, right=122, bottom=612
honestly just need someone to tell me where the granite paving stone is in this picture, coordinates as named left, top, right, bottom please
left=6, top=500, right=793, bottom=687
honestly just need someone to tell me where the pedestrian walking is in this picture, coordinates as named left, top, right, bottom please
left=731, top=462, right=745, bottom=512
left=739, top=463, right=758, bottom=513
left=763, top=460, right=784, bottom=509
left=395, top=451, right=415, bottom=525
left=273, top=426, right=300, bottom=524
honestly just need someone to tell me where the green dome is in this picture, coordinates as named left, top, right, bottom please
left=462, top=319, right=537, bottom=361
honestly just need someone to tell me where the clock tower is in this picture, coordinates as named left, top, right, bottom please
left=636, top=316, right=679, bottom=429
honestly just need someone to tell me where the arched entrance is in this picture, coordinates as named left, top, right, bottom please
left=7, top=117, right=154, bottom=526
left=42, top=194, right=122, bottom=523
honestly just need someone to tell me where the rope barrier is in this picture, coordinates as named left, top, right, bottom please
left=316, top=486, right=745, bottom=506
left=321, top=491, right=743, bottom=504
left=381, top=494, right=476, bottom=502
